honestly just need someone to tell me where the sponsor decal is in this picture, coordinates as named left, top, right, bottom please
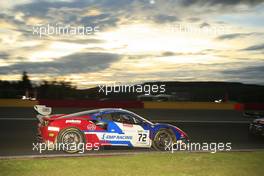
left=47, top=126, right=60, bottom=132
left=87, top=123, right=96, bottom=130
left=102, top=134, right=133, bottom=140
left=66, top=120, right=81, bottom=124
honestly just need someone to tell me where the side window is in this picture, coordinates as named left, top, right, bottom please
left=98, top=113, right=112, bottom=121
left=121, top=114, right=135, bottom=124
left=112, top=112, right=136, bottom=124
left=112, top=113, right=123, bottom=123
left=124, top=113, right=141, bottom=124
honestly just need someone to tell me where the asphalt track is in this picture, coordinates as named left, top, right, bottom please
left=0, top=107, right=263, bottom=157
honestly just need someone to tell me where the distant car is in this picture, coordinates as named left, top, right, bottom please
left=244, top=111, right=264, bottom=136
left=35, top=105, right=189, bottom=153
left=249, top=118, right=264, bottom=136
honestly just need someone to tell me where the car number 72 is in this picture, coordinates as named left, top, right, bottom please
left=138, top=133, right=147, bottom=142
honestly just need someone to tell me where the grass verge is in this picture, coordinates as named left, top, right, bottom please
left=0, top=152, right=263, bottom=176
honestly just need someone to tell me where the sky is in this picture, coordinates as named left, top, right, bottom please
left=0, top=0, right=264, bottom=88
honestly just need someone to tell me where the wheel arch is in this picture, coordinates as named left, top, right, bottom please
left=152, top=126, right=177, bottom=141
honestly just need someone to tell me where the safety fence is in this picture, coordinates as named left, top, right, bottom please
left=0, top=99, right=263, bottom=111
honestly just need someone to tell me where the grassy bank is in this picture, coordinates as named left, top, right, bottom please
left=0, top=152, right=263, bottom=176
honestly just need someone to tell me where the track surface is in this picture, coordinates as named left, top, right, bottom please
left=0, top=107, right=263, bottom=156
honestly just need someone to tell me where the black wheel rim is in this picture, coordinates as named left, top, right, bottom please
left=154, top=131, right=173, bottom=150
left=61, top=131, right=82, bottom=151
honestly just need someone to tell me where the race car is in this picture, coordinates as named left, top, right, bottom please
left=249, top=118, right=264, bottom=136
left=35, top=105, right=189, bottom=153
left=244, top=111, right=264, bottom=137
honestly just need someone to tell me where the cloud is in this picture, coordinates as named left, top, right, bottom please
left=161, top=51, right=208, bottom=57
left=223, top=65, right=264, bottom=74
left=0, top=52, right=120, bottom=75
left=59, top=38, right=105, bottom=44
left=216, top=32, right=263, bottom=40
left=11, top=0, right=263, bottom=32
left=80, top=13, right=119, bottom=29
left=0, top=13, right=25, bottom=27
left=179, top=0, right=263, bottom=6
left=199, top=22, right=210, bottom=28
left=98, top=59, right=264, bottom=85
left=221, top=65, right=264, bottom=84
left=242, top=43, right=264, bottom=51
left=151, top=14, right=180, bottom=23
left=14, top=1, right=81, bottom=18
left=13, top=0, right=134, bottom=31
left=0, top=0, right=262, bottom=86
left=0, top=52, right=9, bottom=60
left=14, top=0, right=132, bottom=19
left=187, top=17, right=201, bottom=22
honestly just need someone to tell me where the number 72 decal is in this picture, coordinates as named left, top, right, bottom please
left=138, top=133, right=147, bottom=142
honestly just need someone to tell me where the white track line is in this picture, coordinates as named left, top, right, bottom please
left=0, top=151, right=156, bottom=160
left=152, top=120, right=250, bottom=124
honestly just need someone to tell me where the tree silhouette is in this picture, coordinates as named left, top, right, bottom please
left=20, top=71, right=32, bottom=91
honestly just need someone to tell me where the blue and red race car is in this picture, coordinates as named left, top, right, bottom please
left=35, top=105, right=189, bottom=153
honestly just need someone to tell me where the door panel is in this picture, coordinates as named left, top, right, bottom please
left=116, top=122, right=151, bottom=147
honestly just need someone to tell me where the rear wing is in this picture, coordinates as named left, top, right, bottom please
left=34, top=105, right=52, bottom=116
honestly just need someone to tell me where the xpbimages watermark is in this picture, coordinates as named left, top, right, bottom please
left=98, top=83, right=166, bottom=95
left=32, top=23, right=100, bottom=37
left=168, top=23, right=229, bottom=35
left=165, top=141, right=232, bottom=153
left=32, top=141, right=100, bottom=153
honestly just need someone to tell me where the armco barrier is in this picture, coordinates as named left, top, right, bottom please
left=234, top=103, right=244, bottom=111
left=0, top=99, right=263, bottom=110
left=38, top=99, right=144, bottom=108
left=244, top=103, right=264, bottom=111
left=143, top=102, right=236, bottom=110
left=0, top=99, right=38, bottom=107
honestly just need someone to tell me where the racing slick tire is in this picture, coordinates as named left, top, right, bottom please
left=152, top=129, right=176, bottom=151
left=57, top=127, right=85, bottom=153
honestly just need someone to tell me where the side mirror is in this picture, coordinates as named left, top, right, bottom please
left=95, top=121, right=108, bottom=130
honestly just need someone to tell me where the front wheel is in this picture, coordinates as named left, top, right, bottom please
left=152, top=129, right=176, bottom=151
left=57, top=127, right=85, bottom=153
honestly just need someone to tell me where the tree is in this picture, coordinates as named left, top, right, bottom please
left=20, top=71, right=32, bottom=90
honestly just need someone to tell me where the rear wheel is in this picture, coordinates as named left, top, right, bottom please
left=152, top=129, right=176, bottom=151
left=57, top=127, right=85, bottom=153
